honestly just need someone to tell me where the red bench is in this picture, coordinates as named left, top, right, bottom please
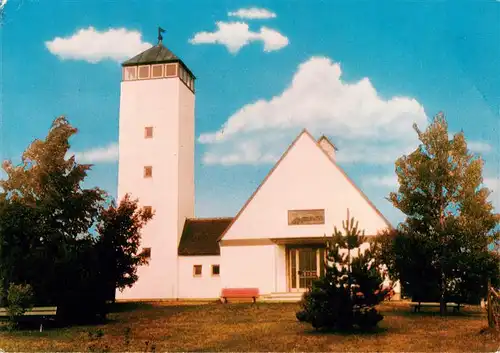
left=221, top=288, right=259, bottom=303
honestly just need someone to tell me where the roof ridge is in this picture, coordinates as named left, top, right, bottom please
left=186, top=217, right=233, bottom=221
left=153, top=44, right=163, bottom=62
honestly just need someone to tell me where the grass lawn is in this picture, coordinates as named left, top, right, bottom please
left=0, top=301, right=498, bottom=352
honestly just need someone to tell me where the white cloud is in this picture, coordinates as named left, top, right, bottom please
left=363, top=175, right=399, bottom=189
left=71, top=142, right=118, bottom=164
left=484, top=177, right=500, bottom=210
left=189, top=21, right=288, bottom=54
left=468, top=140, right=492, bottom=154
left=228, top=7, right=277, bottom=19
left=199, top=57, right=428, bottom=166
left=46, top=27, right=152, bottom=63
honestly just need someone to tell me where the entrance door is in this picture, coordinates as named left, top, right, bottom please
left=289, top=247, right=325, bottom=292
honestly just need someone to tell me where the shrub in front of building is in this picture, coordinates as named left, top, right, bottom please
left=296, top=217, right=387, bottom=331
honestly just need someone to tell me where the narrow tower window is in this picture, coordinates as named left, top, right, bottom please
left=123, top=66, right=137, bottom=81
left=193, top=265, right=202, bottom=277
left=178, top=66, right=185, bottom=83
left=212, top=265, right=220, bottom=276
left=145, top=126, right=153, bottom=138
left=144, top=166, right=153, bottom=178
left=141, top=247, right=151, bottom=260
left=138, top=65, right=150, bottom=79
left=151, top=64, right=163, bottom=78
left=165, top=63, right=177, bottom=77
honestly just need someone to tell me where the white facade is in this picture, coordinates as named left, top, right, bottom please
left=221, top=131, right=390, bottom=242
left=220, top=244, right=276, bottom=294
left=220, top=244, right=288, bottom=294
left=178, top=256, right=221, bottom=299
left=116, top=44, right=396, bottom=301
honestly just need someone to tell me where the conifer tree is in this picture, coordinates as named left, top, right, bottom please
left=297, top=216, right=387, bottom=331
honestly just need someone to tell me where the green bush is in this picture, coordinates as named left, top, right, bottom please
left=6, top=283, right=34, bottom=322
left=296, top=217, right=385, bottom=331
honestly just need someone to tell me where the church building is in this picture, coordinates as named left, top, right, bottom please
left=116, top=38, right=396, bottom=302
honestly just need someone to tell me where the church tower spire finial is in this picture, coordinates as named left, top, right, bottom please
left=158, top=26, right=166, bottom=45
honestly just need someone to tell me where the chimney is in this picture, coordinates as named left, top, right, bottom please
left=318, top=135, right=338, bottom=161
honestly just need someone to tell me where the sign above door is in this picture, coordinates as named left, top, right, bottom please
left=288, top=209, right=325, bottom=226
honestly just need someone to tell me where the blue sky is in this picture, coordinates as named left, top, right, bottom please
left=1, top=0, right=499, bottom=226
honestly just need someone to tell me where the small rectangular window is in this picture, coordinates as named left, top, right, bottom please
left=142, top=247, right=151, bottom=259
left=178, top=66, right=184, bottom=82
left=144, top=166, right=153, bottom=178
left=193, top=265, right=202, bottom=277
left=211, top=264, right=220, bottom=276
left=165, top=63, right=177, bottom=77
left=123, top=66, right=137, bottom=81
left=151, top=64, right=163, bottom=78
left=145, top=126, right=153, bottom=138
left=138, top=65, right=150, bottom=79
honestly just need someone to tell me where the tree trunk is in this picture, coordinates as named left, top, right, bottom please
left=439, top=186, right=446, bottom=316
left=487, top=279, right=494, bottom=328
left=440, top=269, right=446, bottom=315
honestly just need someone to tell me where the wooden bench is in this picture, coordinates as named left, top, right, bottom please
left=0, top=306, right=57, bottom=331
left=409, top=302, right=460, bottom=313
left=221, top=288, right=259, bottom=303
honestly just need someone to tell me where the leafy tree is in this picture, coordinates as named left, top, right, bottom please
left=0, top=116, right=152, bottom=323
left=1, top=116, right=106, bottom=223
left=0, top=197, right=47, bottom=306
left=296, top=216, right=387, bottom=331
left=0, top=117, right=106, bottom=316
left=384, top=113, right=499, bottom=314
left=95, top=194, right=154, bottom=303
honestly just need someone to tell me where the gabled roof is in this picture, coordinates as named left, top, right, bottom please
left=178, top=218, right=233, bottom=256
left=122, top=44, right=196, bottom=78
left=217, top=129, right=393, bottom=242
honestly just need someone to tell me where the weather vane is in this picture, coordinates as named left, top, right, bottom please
left=158, top=26, right=166, bottom=45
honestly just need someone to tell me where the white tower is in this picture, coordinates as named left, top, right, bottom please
left=116, top=35, right=195, bottom=300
